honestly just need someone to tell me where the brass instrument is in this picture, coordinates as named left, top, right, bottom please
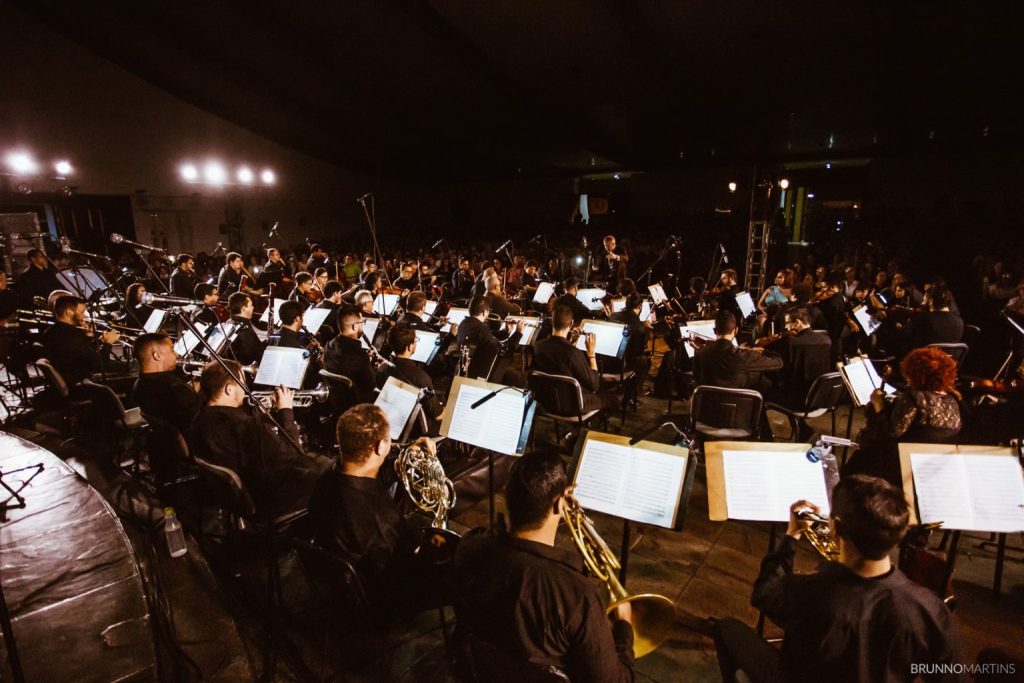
left=250, top=382, right=330, bottom=408
left=394, top=441, right=456, bottom=530
left=562, top=494, right=675, bottom=658
left=796, top=509, right=839, bottom=561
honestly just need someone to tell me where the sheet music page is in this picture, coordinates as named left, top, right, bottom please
left=360, top=318, right=380, bottom=349
left=200, top=322, right=237, bottom=357
left=912, top=453, right=1024, bottom=531
left=619, top=448, right=687, bottom=527
left=735, top=291, right=756, bottom=318
left=680, top=320, right=716, bottom=359
left=373, top=293, right=399, bottom=316
left=611, top=298, right=626, bottom=313
left=533, top=282, right=555, bottom=304
left=640, top=300, right=652, bottom=322
left=506, top=316, right=540, bottom=345
left=174, top=322, right=208, bottom=356
left=143, top=308, right=166, bottom=333
left=424, top=300, right=438, bottom=315
left=447, top=384, right=524, bottom=455
left=441, top=307, right=469, bottom=333
left=722, top=450, right=830, bottom=522
left=259, top=299, right=287, bottom=323
left=302, top=308, right=331, bottom=334
left=842, top=357, right=895, bottom=406
left=410, top=330, right=441, bottom=364
left=574, top=320, right=626, bottom=357
left=576, top=288, right=607, bottom=312
left=574, top=439, right=631, bottom=514
left=852, top=305, right=882, bottom=336
left=253, top=347, right=309, bottom=389
left=648, top=284, right=667, bottom=305
left=375, top=377, right=420, bottom=440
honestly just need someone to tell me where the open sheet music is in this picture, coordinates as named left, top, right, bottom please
left=143, top=308, right=167, bottom=333
left=706, top=444, right=830, bottom=522
left=908, top=451, right=1024, bottom=532
left=409, top=329, right=443, bottom=364
left=576, top=288, right=607, bottom=312
left=360, top=318, right=381, bottom=349
left=574, top=319, right=628, bottom=358
left=571, top=431, right=689, bottom=529
left=648, top=283, right=668, bottom=306
left=419, top=300, right=439, bottom=324
left=441, top=376, right=534, bottom=456
left=174, top=322, right=208, bottom=356
left=441, top=307, right=469, bottom=333
left=253, top=346, right=310, bottom=389
left=679, top=320, right=737, bottom=358
left=375, top=376, right=421, bottom=440
left=259, top=298, right=288, bottom=324
left=735, top=291, right=756, bottom=319
left=533, top=282, right=555, bottom=305
left=610, top=298, right=653, bottom=322
left=373, top=293, right=400, bottom=316
left=851, top=305, right=883, bottom=336
left=301, top=307, right=331, bottom=334
left=197, top=321, right=238, bottom=358
left=839, top=355, right=895, bottom=406
left=506, top=315, right=542, bottom=345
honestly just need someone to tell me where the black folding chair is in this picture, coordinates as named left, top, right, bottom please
left=765, top=372, right=848, bottom=443
left=528, top=370, right=606, bottom=447
left=689, top=385, right=764, bottom=444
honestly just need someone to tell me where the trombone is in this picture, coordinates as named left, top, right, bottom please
left=562, top=493, right=675, bottom=658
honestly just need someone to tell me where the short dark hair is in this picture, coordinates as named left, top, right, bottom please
left=552, top=304, right=574, bottom=331
left=336, top=404, right=389, bottom=464
left=468, top=295, right=490, bottom=317
left=338, top=304, right=362, bottom=331
left=226, top=251, right=242, bottom=264
left=314, top=267, right=328, bottom=278
left=322, top=280, right=344, bottom=299
left=53, top=295, right=85, bottom=318
left=134, top=332, right=171, bottom=359
left=791, top=283, right=813, bottom=304
left=506, top=450, right=568, bottom=531
left=199, top=359, right=242, bottom=402
left=310, top=243, right=324, bottom=253
left=625, top=291, right=644, bottom=311
left=195, top=282, right=216, bottom=300
left=228, top=292, right=251, bottom=316
left=389, top=325, right=416, bottom=354
left=27, top=248, right=43, bottom=260
left=294, top=272, right=314, bottom=286
left=177, top=254, right=193, bottom=265
left=785, top=306, right=811, bottom=326
left=714, top=310, right=737, bottom=336
left=831, top=475, right=909, bottom=560
left=126, top=282, right=146, bottom=306
left=562, top=277, right=580, bottom=292
left=279, top=300, right=304, bottom=325
left=927, top=284, right=952, bottom=310
left=406, top=291, right=427, bottom=312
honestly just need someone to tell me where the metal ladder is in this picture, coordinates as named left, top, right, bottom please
left=744, top=219, right=770, bottom=293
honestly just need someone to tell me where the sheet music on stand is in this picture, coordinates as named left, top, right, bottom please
left=373, top=293, right=400, bottom=316
left=533, top=282, right=555, bottom=305
left=574, top=319, right=628, bottom=359
left=360, top=318, right=381, bottom=349
left=174, top=322, right=208, bottom=357
left=610, top=298, right=653, bottom=322
left=419, top=300, right=439, bottom=324
left=441, top=307, right=469, bottom=333
left=505, top=315, right=542, bottom=346
left=259, top=299, right=288, bottom=324
left=375, top=376, right=422, bottom=440
left=410, top=329, right=443, bottom=364
left=900, top=444, right=1024, bottom=532
left=648, top=284, right=668, bottom=306
left=440, top=376, right=536, bottom=456
left=839, top=355, right=895, bottom=406
left=679, top=320, right=737, bottom=358
left=196, top=321, right=238, bottom=358
left=851, top=305, right=883, bottom=336
left=302, top=307, right=331, bottom=334
left=705, top=441, right=831, bottom=522
left=576, top=288, right=607, bottom=312
left=143, top=308, right=167, bottom=333
left=569, top=430, right=692, bottom=530
left=253, top=346, right=310, bottom=389
left=735, top=291, right=756, bottom=319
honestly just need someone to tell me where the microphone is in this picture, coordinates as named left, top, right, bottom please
left=9, top=232, right=49, bottom=240
left=356, top=192, right=372, bottom=203
left=110, top=233, right=166, bottom=253
left=527, top=234, right=543, bottom=244
left=431, top=238, right=445, bottom=249
left=628, top=420, right=690, bottom=446
left=495, top=239, right=512, bottom=254
left=470, top=385, right=525, bottom=409
left=268, top=221, right=279, bottom=238
left=141, top=292, right=202, bottom=306
left=719, top=243, right=729, bottom=264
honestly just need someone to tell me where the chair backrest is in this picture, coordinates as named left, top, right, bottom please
left=462, top=635, right=569, bottom=683
left=528, top=370, right=585, bottom=418
left=928, top=342, right=968, bottom=367
left=690, top=385, right=763, bottom=438
left=291, top=538, right=372, bottom=620
left=803, top=372, right=847, bottom=412
left=34, top=358, right=70, bottom=398
left=193, top=455, right=257, bottom=522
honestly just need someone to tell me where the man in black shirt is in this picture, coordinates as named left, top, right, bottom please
left=456, top=295, right=523, bottom=381
left=306, top=244, right=329, bottom=272
left=532, top=304, right=618, bottom=415
left=322, top=304, right=378, bottom=401
left=131, top=333, right=201, bottom=435
left=451, top=257, right=474, bottom=299
left=40, top=295, right=122, bottom=386
left=217, top=252, right=261, bottom=297
left=313, top=280, right=344, bottom=341
left=169, top=254, right=198, bottom=298
left=553, top=278, right=591, bottom=324
left=454, top=449, right=635, bottom=682
left=713, top=475, right=960, bottom=683
left=191, top=283, right=221, bottom=327
left=17, top=249, right=63, bottom=308
left=397, top=291, right=436, bottom=331
left=592, top=234, right=628, bottom=289
left=192, top=360, right=329, bottom=519
left=766, top=307, right=832, bottom=411
left=903, top=284, right=963, bottom=354
left=274, top=300, right=306, bottom=349
left=485, top=274, right=521, bottom=318
left=260, top=247, right=292, bottom=291
left=609, top=291, right=652, bottom=382
left=287, top=272, right=314, bottom=309
left=694, top=310, right=783, bottom=390
left=393, top=262, right=419, bottom=293
left=385, top=326, right=443, bottom=422
left=227, top=292, right=266, bottom=365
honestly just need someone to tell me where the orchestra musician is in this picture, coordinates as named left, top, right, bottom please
left=192, top=283, right=221, bottom=326
left=384, top=326, right=444, bottom=421
left=124, top=282, right=154, bottom=330
left=227, top=292, right=267, bottom=365
left=609, top=291, right=653, bottom=383
left=554, top=278, right=590, bottom=324
left=323, top=304, right=378, bottom=402
left=393, top=262, right=419, bottom=293
left=192, top=360, right=330, bottom=520
left=764, top=307, right=832, bottom=416
left=218, top=251, right=262, bottom=297
left=306, top=243, right=329, bottom=272
left=169, top=254, right=198, bottom=299
left=693, top=310, right=783, bottom=391
left=901, top=283, right=963, bottom=353
left=713, top=475, right=961, bottom=683
left=131, top=332, right=201, bottom=435
left=454, top=449, right=635, bottom=682
left=288, top=272, right=315, bottom=309
left=504, top=255, right=527, bottom=294
left=485, top=274, right=521, bottom=318
left=310, top=267, right=329, bottom=302
left=710, top=268, right=741, bottom=320
left=456, top=295, right=524, bottom=381
left=756, top=269, right=795, bottom=335
left=40, top=294, right=123, bottom=387
left=592, top=234, right=628, bottom=289
left=451, top=257, right=475, bottom=299
left=397, top=291, right=436, bottom=332
left=274, top=300, right=306, bottom=349
left=260, top=247, right=292, bottom=291
left=18, top=248, right=63, bottom=308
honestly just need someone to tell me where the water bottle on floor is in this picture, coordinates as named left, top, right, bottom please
left=164, top=507, right=187, bottom=558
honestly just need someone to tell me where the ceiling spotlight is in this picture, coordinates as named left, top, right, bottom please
left=778, top=178, right=790, bottom=190
left=204, top=161, right=227, bottom=185
left=5, top=151, right=39, bottom=176
left=825, top=162, right=832, bottom=170
left=180, top=164, right=199, bottom=182
left=727, top=181, right=737, bottom=193
left=54, top=160, right=73, bottom=176
left=260, top=169, right=276, bottom=185
left=612, top=173, right=621, bottom=180
left=237, top=167, right=254, bottom=184
left=807, top=192, right=815, bottom=199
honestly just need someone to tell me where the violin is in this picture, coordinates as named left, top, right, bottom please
left=810, top=285, right=839, bottom=304
left=306, top=285, right=324, bottom=304
left=751, top=329, right=796, bottom=348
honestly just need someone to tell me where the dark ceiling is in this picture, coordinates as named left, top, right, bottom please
left=11, top=1, right=1020, bottom=181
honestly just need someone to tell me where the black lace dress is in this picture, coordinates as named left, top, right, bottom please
left=843, top=390, right=962, bottom=487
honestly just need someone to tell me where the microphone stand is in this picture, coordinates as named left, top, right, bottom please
left=696, top=245, right=727, bottom=319
left=131, top=246, right=170, bottom=293
left=469, top=385, right=531, bottom=527
left=357, top=195, right=396, bottom=292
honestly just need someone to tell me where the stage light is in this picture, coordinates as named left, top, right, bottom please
left=237, top=167, right=254, bottom=184
left=54, top=160, right=73, bottom=176
left=778, top=178, right=790, bottom=190
left=204, top=161, right=227, bottom=185
left=807, top=192, right=815, bottom=198
left=727, top=181, right=737, bottom=193
left=574, top=256, right=584, bottom=266
left=612, top=173, right=621, bottom=180
left=260, top=169, right=276, bottom=185
left=825, top=163, right=832, bottom=170
left=180, top=164, right=199, bottom=182
left=5, top=151, right=39, bottom=176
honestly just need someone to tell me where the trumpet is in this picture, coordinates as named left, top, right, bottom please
left=250, top=382, right=330, bottom=408
left=562, top=494, right=675, bottom=658
left=796, top=509, right=839, bottom=561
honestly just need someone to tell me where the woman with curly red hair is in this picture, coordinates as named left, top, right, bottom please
left=843, top=347, right=962, bottom=487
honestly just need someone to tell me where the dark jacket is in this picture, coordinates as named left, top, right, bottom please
left=132, top=370, right=201, bottom=435
left=768, top=328, right=833, bottom=408
left=903, top=311, right=963, bottom=352
left=554, top=293, right=590, bottom=324
left=456, top=316, right=520, bottom=380
left=387, top=357, right=442, bottom=419
left=17, top=264, right=63, bottom=308
left=323, top=334, right=377, bottom=401
left=531, top=336, right=607, bottom=414
left=217, top=265, right=243, bottom=296
left=40, top=321, right=107, bottom=386
left=694, top=338, right=783, bottom=389
left=169, top=267, right=198, bottom=299
left=229, top=316, right=266, bottom=365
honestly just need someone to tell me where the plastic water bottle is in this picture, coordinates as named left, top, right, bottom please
left=164, top=507, right=187, bottom=558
